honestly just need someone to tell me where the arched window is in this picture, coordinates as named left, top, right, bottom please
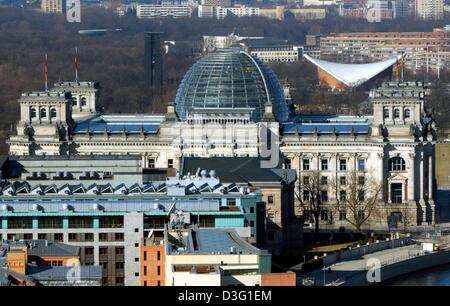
left=40, top=108, right=47, bottom=118
left=388, top=157, right=406, bottom=171
left=383, top=108, right=389, bottom=119
left=394, top=109, right=400, bottom=119
left=30, top=108, right=37, bottom=119
left=404, top=109, right=411, bottom=119
left=50, top=108, right=57, bottom=118
left=81, top=97, right=87, bottom=106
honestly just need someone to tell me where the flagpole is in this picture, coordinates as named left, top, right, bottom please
left=75, top=47, right=79, bottom=83
left=44, top=53, right=48, bottom=92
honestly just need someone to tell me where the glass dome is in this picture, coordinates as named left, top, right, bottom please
left=175, top=48, right=289, bottom=122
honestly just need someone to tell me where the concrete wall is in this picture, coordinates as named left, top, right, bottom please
left=323, top=238, right=413, bottom=266
left=342, top=249, right=450, bottom=286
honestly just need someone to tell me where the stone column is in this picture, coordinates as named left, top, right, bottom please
left=419, top=153, right=424, bottom=202
left=408, top=153, right=415, bottom=201
left=378, top=153, right=384, bottom=201
left=388, top=182, right=392, bottom=203
left=428, top=154, right=433, bottom=201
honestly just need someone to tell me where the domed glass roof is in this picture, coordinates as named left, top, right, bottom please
left=175, top=48, right=289, bottom=122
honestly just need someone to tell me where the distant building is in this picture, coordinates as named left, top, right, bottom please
left=136, top=4, right=192, bottom=18
left=0, top=175, right=265, bottom=285
left=415, top=0, right=444, bottom=20
left=140, top=227, right=297, bottom=286
left=339, top=0, right=396, bottom=20
left=319, top=29, right=450, bottom=72
left=203, top=33, right=264, bottom=53
left=41, top=0, right=65, bottom=14
left=181, top=157, right=303, bottom=255
left=289, top=8, right=327, bottom=20
left=302, top=0, right=339, bottom=5
left=0, top=239, right=102, bottom=286
left=246, top=44, right=301, bottom=63
left=216, top=6, right=260, bottom=19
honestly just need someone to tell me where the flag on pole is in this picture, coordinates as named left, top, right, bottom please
left=44, top=53, right=48, bottom=92
left=74, top=47, right=79, bottom=83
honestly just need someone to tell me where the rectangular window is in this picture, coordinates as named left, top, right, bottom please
left=99, top=247, right=108, bottom=255
left=38, top=233, right=47, bottom=240
left=358, top=190, right=365, bottom=201
left=84, top=233, right=94, bottom=242
left=321, top=176, right=328, bottom=186
left=115, top=247, right=124, bottom=255
left=54, top=233, right=63, bottom=242
left=302, top=159, right=310, bottom=171
left=358, top=176, right=365, bottom=186
left=321, top=191, right=328, bottom=202
left=391, top=183, right=403, bottom=203
left=357, top=210, right=365, bottom=221
left=339, top=190, right=347, bottom=201
left=99, top=233, right=108, bottom=242
left=116, top=277, right=124, bottom=285
left=268, top=195, right=274, bottom=204
left=320, top=210, right=329, bottom=221
left=143, top=251, right=147, bottom=261
left=249, top=207, right=255, bottom=213
left=284, top=159, right=291, bottom=169
left=303, top=176, right=310, bottom=185
left=38, top=217, right=63, bottom=229
left=339, top=211, right=346, bottom=221
left=116, top=262, right=124, bottom=269
left=68, top=233, right=78, bottom=242
left=8, top=217, right=32, bottom=229
left=227, top=198, right=236, bottom=206
left=168, top=159, right=174, bottom=169
left=148, top=158, right=155, bottom=169
left=339, top=159, right=347, bottom=171
left=85, top=247, right=94, bottom=256
left=358, top=159, right=365, bottom=171
left=321, top=159, right=328, bottom=170
left=250, top=220, right=255, bottom=227
left=157, top=266, right=161, bottom=276
left=340, top=176, right=346, bottom=185
left=303, top=190, right=310, bottom=201
left=68, top=217, right=93, bottom=229
left=115, top=233, right=124, bottom=241
left=144, top=266, right=147, bottom=276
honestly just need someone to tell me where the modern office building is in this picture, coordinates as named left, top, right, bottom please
left=245, top=44, right=301, bottom=63
left=0, top=176, right=265, bottom=286
left=319, top=28, right=450, bottom=72
left=216, top=6, right=260, bottom=19
left=415, top=0, right=444, bottom=20
left=181, top=157, right=302, bottom=255
left=140, top=227, right=296, bottom=286
left=136, top=4, right=193, bottom=19
left=41, top=0, right=65, bottom=14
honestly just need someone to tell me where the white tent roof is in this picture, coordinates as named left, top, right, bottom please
left=304, top=54, right=402, bottom=88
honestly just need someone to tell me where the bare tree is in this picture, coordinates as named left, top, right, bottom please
left=331, top=169, right=383, bottom=233
left=294, top=170, right=326, bottom=238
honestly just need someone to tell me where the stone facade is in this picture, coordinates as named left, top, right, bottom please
left=7, top=81, right=438, bottom=231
